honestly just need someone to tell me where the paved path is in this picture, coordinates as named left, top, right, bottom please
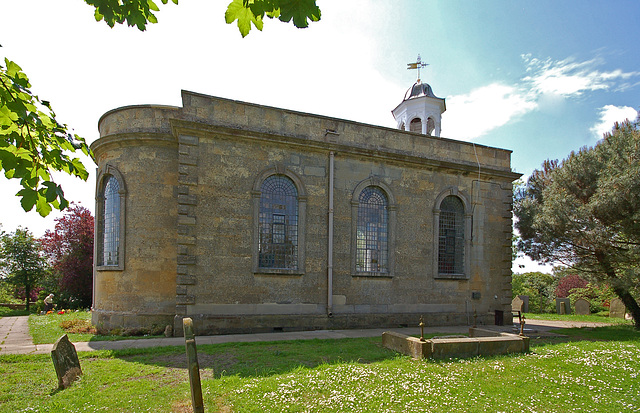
left=0, top=316, right=41, bottom=354
left=0, top=315, right=613, bottom=356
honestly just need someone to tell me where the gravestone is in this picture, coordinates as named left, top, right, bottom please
left=574, top=298, right=590, bottom=315
left=511, top=296, right=523, bottom=325
left=511, top=296, right=524, bottom=313
left=609, top=298, right=626, bottom=318
left=184, top=317, right=205, bottom=413
left=555, top=298, right=571, bottom=315
left=51, top=334, right=82, bottom=389
left=518, top=295, right=529, bottom=313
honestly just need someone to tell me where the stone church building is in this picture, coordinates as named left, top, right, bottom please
left=91, top=78, right=520, bottom=335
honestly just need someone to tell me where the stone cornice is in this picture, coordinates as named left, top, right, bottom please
left=169, top=119, right=521, bottom=181
left=90, top=133, right=177, bottom=159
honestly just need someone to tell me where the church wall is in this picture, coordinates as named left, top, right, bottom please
left=180, top=134, right=331, bottom=333
left=92, top=92, right=518, bottom=334
left=191, top=136, right=327, bottom=306
left=92, top=106, right=179, bottom=330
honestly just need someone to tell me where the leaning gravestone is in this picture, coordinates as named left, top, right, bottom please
left=574, top=298, right=590, bottom=315
left=51, top=334, right=82, bottom=389
left=555, top=298, right=571, bottom=315
left=609, top=298, right=626, bottom=318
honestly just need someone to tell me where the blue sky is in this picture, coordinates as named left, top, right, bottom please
left=1, top=1, right=638, bottom=273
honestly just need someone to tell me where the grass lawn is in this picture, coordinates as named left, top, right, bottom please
left=28, top=311, right=97, bottom=344
left=551, top=324, right=640, bottom=341
left=28, top=312, right=164, bottom=344
left=524, top=312, right=632, bottom=325
left=1, top=327, right=639, bottom=412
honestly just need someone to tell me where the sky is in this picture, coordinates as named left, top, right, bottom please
left=1, top=0, right=639, bottom=274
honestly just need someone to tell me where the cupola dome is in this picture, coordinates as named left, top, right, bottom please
left=403, top=81, right=439, bottom=101
left=392, top=59, right=446, bottom=137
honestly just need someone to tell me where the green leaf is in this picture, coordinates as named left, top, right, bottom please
left=278, top=0, right=321, bottom=28
left=5, top=60, right=22, bottom=77
left=148, top=0, right=160, bottom=12
left=35, top=193, right=53, bottom=217
left=0, top=105, right=19, bottom=124
left=226, top=0, right=264, bottom=37
left=70, top=158, right=89, bottom=180
left=94, top=9, right=105, bottom=23
left=36, top=167, right=51, bottom=182
left=42, top=181, right=59, bottom=203
left=17, top=188, right=37, bottom=212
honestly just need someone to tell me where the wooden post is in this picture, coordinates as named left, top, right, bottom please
left=183, top=318, right=204, bottom=413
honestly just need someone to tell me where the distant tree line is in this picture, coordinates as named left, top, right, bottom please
left=513, top=268, right=617, bottom=315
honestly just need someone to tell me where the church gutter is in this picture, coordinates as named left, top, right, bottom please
left=327, top=150, right=335, bottom=317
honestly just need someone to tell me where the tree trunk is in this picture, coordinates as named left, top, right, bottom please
left=25, top=283, right=31, bottom=312
left=612, top=285, right=640, bottom=330
left=596, top=251, right=640, bottom=329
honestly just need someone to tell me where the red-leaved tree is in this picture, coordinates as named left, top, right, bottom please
left=42, top=204, right=94, bottom=309
left=555, top=274, right=588, bottom=298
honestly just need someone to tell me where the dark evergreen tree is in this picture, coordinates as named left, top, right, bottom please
left=515, top=117, right=640, bottom=328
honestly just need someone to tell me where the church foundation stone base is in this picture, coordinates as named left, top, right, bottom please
left=91, top=310, right=174, bottom=333
left=171, top=312, right=510, bottom=337
left=92, top=310, right=512, bottom=337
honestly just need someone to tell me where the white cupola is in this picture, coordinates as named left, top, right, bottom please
left=392, top=56, right=446, bottom=137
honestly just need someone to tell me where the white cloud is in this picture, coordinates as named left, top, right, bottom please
left=443, top=55, right=640, bottom=140
left=442, top=83, right=537, bottom=140
left=522, top=54, right=640, bottom=97
left=590, top=105, right=638, bottom=138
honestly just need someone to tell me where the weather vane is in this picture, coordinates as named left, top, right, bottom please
left=407, top=54, right=429, bottom=82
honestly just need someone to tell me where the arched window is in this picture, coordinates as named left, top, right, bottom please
left=438, top=195, right=465, bottom=275
left=410, top=117, right=422, bottom=133
left=258, top=175, right=299, bottom=270
left=96, top=165, right=126, bottom=270
left=356, top=186, right=389, bottom=273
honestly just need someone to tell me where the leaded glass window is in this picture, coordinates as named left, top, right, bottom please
left=100, top=176, right=120, bottom=266
left=356, top=186, right=388, bottom=273
left=258, top=175, right=298, bottom=269
left=438, top=195, right=464, bottom=274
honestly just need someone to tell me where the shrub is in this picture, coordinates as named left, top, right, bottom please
left=60, top=318, right=97, bottom=334
left=569, top=283, right=616, bottom=313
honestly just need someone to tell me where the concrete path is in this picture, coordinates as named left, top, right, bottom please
left=0, top=315, right=610, bottom=356
left=0, top=316, right=40, bottom=354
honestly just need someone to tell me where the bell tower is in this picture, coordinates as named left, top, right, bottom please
left=392, top=55, right=446, bottom=137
